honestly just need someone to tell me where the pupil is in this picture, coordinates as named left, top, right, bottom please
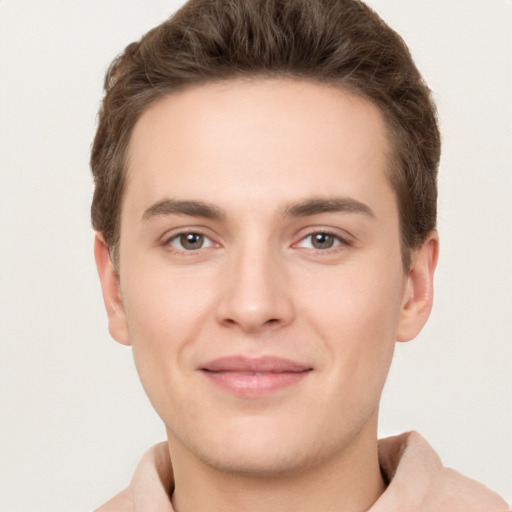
left=181, top=233, right=204, bottom=250
left=312, top=233, right=334, bottom=249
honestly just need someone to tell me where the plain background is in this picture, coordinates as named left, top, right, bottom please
left=1, top=1, right=511, bottom=510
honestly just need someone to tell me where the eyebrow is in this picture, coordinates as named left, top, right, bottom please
left=283, top=197, right=375, bottom=219
left=142, top=199, right=224, bottom=221
left=141, top=196, right=375, bottom=222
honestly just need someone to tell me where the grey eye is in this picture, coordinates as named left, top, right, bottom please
left=295, top=232, right=343, bottom=250
left=181, top=233, right=204, bottom=250
left=310, top=233, right=336, bottom=249
left=170, top=233, right=210, bottom=250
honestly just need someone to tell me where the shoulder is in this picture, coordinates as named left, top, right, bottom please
left=425, top=465, right=510, bottom=512
left=375, top=431, right=510, bottom=512
left=93, top=442, right=174, bottom=512
left=94, top=488, right=133, bottom=512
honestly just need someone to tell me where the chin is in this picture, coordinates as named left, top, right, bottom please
left=198, top=440, right=317, bottom=478
left=176, top=415, right=356, bottom=479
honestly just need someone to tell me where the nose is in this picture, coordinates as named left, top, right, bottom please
left=215, top=243, right=295, bottom=334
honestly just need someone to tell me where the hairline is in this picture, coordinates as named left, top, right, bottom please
left=108, top=74, right=411, bottom=272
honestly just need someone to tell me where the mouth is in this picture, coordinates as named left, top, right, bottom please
left=199, top=356, right=313, bottom=397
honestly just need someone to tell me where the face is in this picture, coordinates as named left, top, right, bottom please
left=96, top=79, right=436, bottom=477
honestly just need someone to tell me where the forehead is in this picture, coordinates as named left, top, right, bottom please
left=124, top=79, right=395, bottom=219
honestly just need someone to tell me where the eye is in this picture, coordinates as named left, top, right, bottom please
left=168, top=232, right=214, bottom=251
left=296, top=232, right=345, bottom=250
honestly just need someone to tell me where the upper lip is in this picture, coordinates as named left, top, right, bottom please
left=200, top=356, right=312, bottom=373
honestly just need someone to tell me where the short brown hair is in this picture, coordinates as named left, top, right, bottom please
left=91, top=0, right=440, bottom=270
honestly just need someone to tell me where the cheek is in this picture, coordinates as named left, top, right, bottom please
left=301, top=260, right=404, bottom=395
left=122, top=255, right=219, bottom=339
left=304, top=259, right=404, bottom=339
left=120, top=266, right=216, bottom=415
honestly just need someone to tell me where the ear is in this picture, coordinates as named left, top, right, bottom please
left=396, top=231, right=439, bottom=342
left=94, top=233, right=131, bottom=346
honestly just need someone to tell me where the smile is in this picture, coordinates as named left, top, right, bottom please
left=200, top=356, right=313, bottom=397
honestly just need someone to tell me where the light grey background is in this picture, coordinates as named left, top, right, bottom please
left=1, top=1, right=510, bottom=510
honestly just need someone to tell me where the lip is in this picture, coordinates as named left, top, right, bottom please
left=199, top=356, right=312, bottom=397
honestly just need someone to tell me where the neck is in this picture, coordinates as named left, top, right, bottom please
left=168, top=420, right=386, bottom=512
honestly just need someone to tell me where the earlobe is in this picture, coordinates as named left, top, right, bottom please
left=94, top=234, right=131, bottom=346
left=396, top=232, right=439, bottom=343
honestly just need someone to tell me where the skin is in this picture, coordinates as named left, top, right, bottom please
left=95, top=79, right=438, bottom=512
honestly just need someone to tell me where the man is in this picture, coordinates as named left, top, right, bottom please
left=91, top=0, right=509, bottom=510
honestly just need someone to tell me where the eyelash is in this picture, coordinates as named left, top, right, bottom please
left=163, top=230, right=216, bottom=253
left=293, top=230, right=352, bottom=252
left=162, top=228, right=352, bottom=255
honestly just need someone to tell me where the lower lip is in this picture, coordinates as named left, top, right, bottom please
left=202, top=370, right=310, bottom=397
